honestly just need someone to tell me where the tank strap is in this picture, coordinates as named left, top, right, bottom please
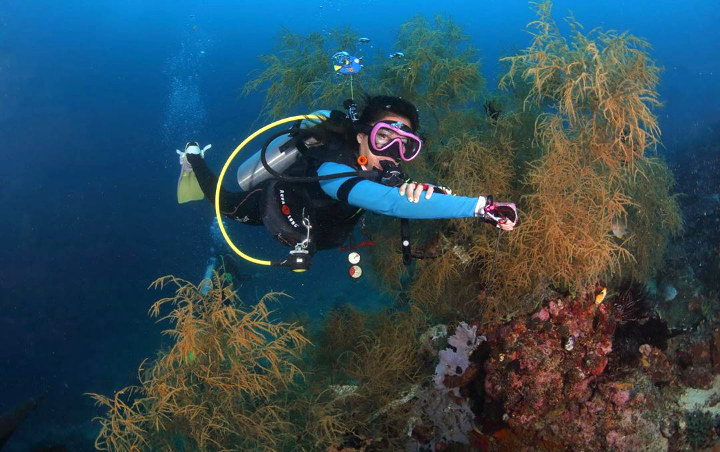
left=336, top=177, right=365, bottom=203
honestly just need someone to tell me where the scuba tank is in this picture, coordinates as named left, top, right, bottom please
left=236, top=110, right=330, bottom=191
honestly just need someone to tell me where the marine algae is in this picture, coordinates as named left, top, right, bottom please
left=393, top=2, right=680, bottom=318
left=244, top=28, right=364, bottom=120
left=495, top=1, right=679, bottom=296
left=340, top=308, right=429, bottom=450
left=500, top=1, right=661, bottom=174
left=376, top=15, right=484, bottom=128
left=89, top=274, right=310, bottom=452
left=204, top=8, right=685, bottom=448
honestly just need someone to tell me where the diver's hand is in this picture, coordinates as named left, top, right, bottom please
left=497, top=220, right=515, bottom=232
left=398, top=182, right=451, bottom=203
left=399, top=182, right=431, bottom=203
left=476, top=196, right=519, bottom=231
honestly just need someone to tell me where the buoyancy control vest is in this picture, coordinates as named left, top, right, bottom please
left=235, top=110, right=368, bottom=252
left=218, top=108, right=411, bottom=272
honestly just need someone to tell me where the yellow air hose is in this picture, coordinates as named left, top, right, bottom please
left=214, top=115, right=327, bottom=267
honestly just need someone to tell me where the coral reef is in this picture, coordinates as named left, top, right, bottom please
left=406, top=322, right=485, bottom=450
left=477, top=285, right=621, bottom=449
left=310, top=285, right=720, bottom=451
left=160, top=3, right=714, bottom=451
left=683, top=410, right=717, bottom=450
left=465, top=284, right=720, bottom=451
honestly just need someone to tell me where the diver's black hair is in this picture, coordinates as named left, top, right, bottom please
left=294, top=110, right=356, bottom=149
left=358, top=95, right=420, bottom=131
left=294, top=95, right=420, bottom=150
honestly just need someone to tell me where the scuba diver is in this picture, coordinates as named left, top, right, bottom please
left=176, top=95, right=518, bottom=271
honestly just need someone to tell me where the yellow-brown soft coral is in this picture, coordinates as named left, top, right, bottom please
left=88, top=273, right=310, bottom=452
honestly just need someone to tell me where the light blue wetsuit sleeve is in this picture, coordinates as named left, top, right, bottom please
left=317, top=162, right=480, bottom=220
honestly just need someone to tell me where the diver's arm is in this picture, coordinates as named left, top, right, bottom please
left=317, top=162, right=484, bottom=220
left=185, top=153, right=248, bottom=215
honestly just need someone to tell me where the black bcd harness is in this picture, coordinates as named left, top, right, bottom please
left=259, top=105, right=426, bottom=269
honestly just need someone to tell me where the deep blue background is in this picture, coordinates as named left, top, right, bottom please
left=1, top=0, right=718, bottom=448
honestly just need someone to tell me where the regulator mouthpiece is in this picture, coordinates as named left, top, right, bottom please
left=379, top=160, right=406, bottom=187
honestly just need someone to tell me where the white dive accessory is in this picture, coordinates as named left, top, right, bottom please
left=348, top=253, right=362, bottom=279
left=236, top=110, right=329, bottom=191
left=349, top=265, right=362, bottom=279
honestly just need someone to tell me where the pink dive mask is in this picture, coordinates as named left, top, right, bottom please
left=368, top=121, right=422, bottom=162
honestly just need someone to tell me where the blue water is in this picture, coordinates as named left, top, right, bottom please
left=1, top=0, right=718, bottom=449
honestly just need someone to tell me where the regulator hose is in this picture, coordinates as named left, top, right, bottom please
left=215, top=115, right=327, bottom=267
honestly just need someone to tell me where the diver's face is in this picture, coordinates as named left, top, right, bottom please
left=357, top=113, right=412, bottom=170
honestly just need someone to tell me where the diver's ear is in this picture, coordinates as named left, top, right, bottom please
left=356, top=132, right=366, bottom=145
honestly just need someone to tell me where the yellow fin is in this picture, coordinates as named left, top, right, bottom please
left=177, top=170, right=205, bottom=204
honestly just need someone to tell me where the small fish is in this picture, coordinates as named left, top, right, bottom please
left=611, top=218, right=628, bottom=241
left=484, top=99, right=501, bottom=121
left=564, top=335, right=576, bottom=351
left=358, top=37, right=371, bottom=44
left=701, top=193, right=719, bottom=203
left=662, top=283, right=678, bottom=301
left=389, top=51, right=405, bottom=59
left=595, top=288, right=607, bottom=305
